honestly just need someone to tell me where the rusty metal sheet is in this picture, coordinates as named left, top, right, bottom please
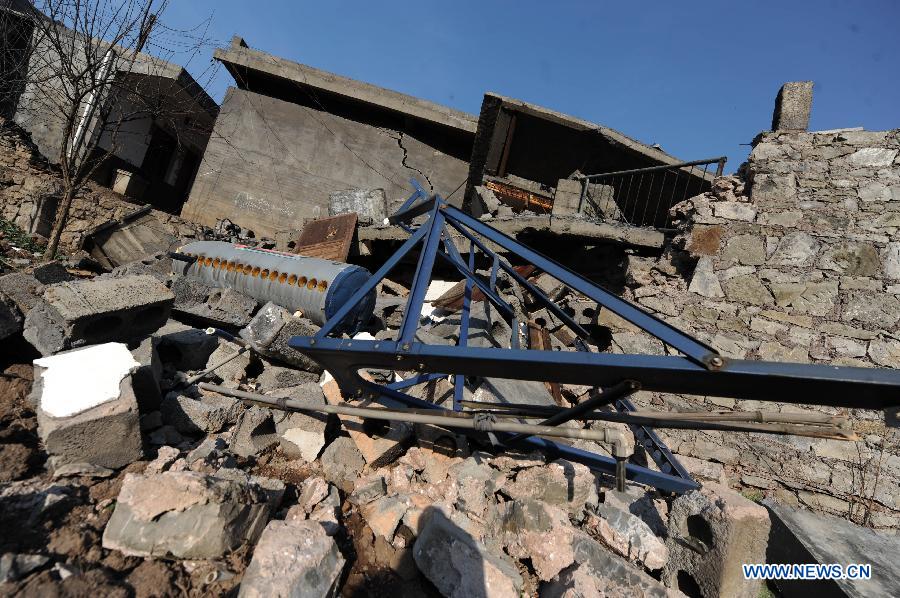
left=294, top=213, right=358, bottom=262
left=527, top=320, right=564, bottom=406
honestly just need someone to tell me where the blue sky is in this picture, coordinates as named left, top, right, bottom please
left=163, top=0, right=899, bottom=175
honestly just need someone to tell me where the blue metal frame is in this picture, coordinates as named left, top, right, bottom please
left=291, top=180, right=900, bottom=494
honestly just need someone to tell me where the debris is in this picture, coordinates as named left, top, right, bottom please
left=271, top=383, right=328, bottom=462
left=586, top=503, right=669, bottom=570
left=319, top=436, right=365, bottom=491
left=33, top=343, right=144, bottom=469
left=203, top=341, right=251, bottom=387
left=413, top=510, right=524, bottom=598
left=161, top=391, right=242, bottom=435
left=240, top=302, right=322, bottom=371
left=0, top=553, right=51, bottom=583
left=228, top=406, right=280, bottom=458
left=101, top=471, right=274, bottom=558
left=23, top=274, right=174, bottom=355
left=292, top=212, right=358, bottom=261
left=237, top=519, right=345, bottom=598
left=171, top=277, right=259, bottom=328
left=663, top=482, right=770, bottom=598
left=82, top=205, right=178, bottom=269
left=0, top=293, right=23, bottom=340
left=363, top=496, right=408, bottom=540
left=153, top=320, right=220, bottom=371
left=504, top=459, right=599, bottom=515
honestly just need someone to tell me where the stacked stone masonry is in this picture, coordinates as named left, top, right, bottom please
left=621, top=128, right=900, bottom=529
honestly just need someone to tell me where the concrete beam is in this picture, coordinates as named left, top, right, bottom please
left=215, top=45, right=477, bottom=134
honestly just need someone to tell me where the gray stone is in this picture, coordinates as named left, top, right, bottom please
left=868, top=339, right=900, bottom=368
left=542, top=532, right=672, bottom=597
left=504, top=460, right=599, bottom=514
left=663, top=482, right=770, bottom=598
left=712, top=202, right=756, bottom=221
left=765, top=501, right=900, bottom=598
left=102, top=471, right=273, bottom=558
left=349, top=474, right=387, bottom=506
left=238, top=519, right=345, bottom=598
left=842, top=291, right=900, bottom=327
left=819, top=241, right=880, bottom=276
left=0, top=553, right=51, bottom=583
left=161, top=391, right=242, bottom=435
left=186, top=436, right=228, bottom=464
left=0, top=293, right=23, bottom=340
left=771, top=81, right=813, bottom=131
left=255, top=362, right=318, bottom=392
left=847, top=147, right=898, bottom=168
left=329, top=187, right=387, bottom=225
left=720, top=234, right=766, bottom=266
left=23, top=275, right=173, bottom=356
left=589, top=503, right=669, bottom=570
left=171, top=277, right=259, bottom=328
left=34, top=348, right=144, bottom=469
left=320, top=436, right=365, bottom=490
left=240, top=302, right=322, bottom=371
left=130, top=336, right=163, bottom=412
left=271, top=383, right=328, bottom=461
left=882, top=242, right=900, bottom=280
left=229, top=406, right=280, bottom=458
left=204, top=341, right=251, bottom=386
left=770, top=280, right=838, bottom=316
left=363, top=495, right=408, bottom=540
left=722, top=274, right=774, bottom=306
left=688, top=257, right=724, bottom=298
left=153, top=320, right=219, bottom=370
left=770, top=232, right=820, bottom=266
left=414, top=510, right=524, bottom=598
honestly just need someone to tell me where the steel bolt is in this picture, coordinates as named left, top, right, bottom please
left=709, top=356, right=724, bottom=368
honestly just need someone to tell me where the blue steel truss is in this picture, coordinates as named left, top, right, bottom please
left=290, top=180, right=900, bottom=493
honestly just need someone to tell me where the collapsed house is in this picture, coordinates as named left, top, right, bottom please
left=0, top=0, right=217, bottom=215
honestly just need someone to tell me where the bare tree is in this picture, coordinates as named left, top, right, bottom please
left=0, top=0, right=218, bottom=258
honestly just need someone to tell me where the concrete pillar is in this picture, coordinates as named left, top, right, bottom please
left=771, top=82, right=813, bottom=132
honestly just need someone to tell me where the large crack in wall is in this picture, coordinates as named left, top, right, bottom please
left=394, top=131, right=434, bottom=192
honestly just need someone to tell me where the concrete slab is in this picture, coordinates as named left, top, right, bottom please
left=765, top=501, right=900, bottom=598
left=33, top=343, right=144, bottom=469
left=23, top=274, right=174, bottom=355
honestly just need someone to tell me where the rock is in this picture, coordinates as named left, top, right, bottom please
left=712, top=202, right=756, bottom=222
left=240, top=302, right=322, bottom=371
left=449, top=457, right=506, bottom=518
left=542, top=532, right=675, bottom=597
left=255, top=361, right=318, bottom=392
left=847, top=147, right=898, bottom=168
left=33, top=343, right=144, bottom=469
left=23, top=274, right=173, bottom=355
left=291, top=476, right=331, bottom=516
left=413, top=510, right=524, bottom=598
left=720, top=235, right=766, bottom=266
left=586, top=503, right=669, bottom=570
left=145, top=446, right=180, bottom=474
left=321, top=372, right=412, bottom=467
left=271, top=383, right=328, bottom=462
left=129, top=336, right=163, bottom=412
left=349, top=474, right=388, bottom=506
left=204, top=341, right=251, bottom=386
left=769, top=232, right=820, bottom=267
left=238, top=519, right=345, bottom=598
left=868, top=338, right=900, bottom=368
left=185, top=436, right=227, bottom=464
left=102, top=471, right=274, bottom=558
left=153, top=320, right=219, bottom=370
left=688, top=257, right=724, bottom=298
left=842, top=291, right=900, bottom=327
left=171, top=277, right=259, bottom=328
left=722, top=274, right=773, bottom=306
left=771, top=81, right=813, bottom=131
left=882, top=242, right=900, bottom=280
left=320, top=436, right=365, bottom=491
left=662, top=482, right=770, bottom=598
left=818, top=241, right=880, bottom=276
left=0, top=553, right=51, bottom=583
left=0, top=293, right=23, bottom=340
left=495, top=497, right=575, bottom=581
left=229, top=406, right=279, bottom=458
left=51, top=462, right=115, bottom=479
left=161, top=391, right=242, bottom=435
left=504, top=460, right=599, bottom=514
left=363, top=496, right=408, bottom=540
left=770, top=280, right=838, bottom=316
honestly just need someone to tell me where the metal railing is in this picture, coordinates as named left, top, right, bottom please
left=576, top=156, right=726, bottom=229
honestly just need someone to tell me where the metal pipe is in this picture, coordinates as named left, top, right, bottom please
left=198, top=383, right=633, bottom=448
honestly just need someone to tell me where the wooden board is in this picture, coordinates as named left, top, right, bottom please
left=294, top=212, right=358, bottom=262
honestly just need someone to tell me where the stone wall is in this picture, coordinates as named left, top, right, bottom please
left=0, top=117, right=199, bottom=249
left=613, top=128, right=900, bottom=529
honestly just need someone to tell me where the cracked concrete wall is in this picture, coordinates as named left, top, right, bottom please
left=606, top=128, right=900, bottom=529
left=181, top=88, right=469, bottom=237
